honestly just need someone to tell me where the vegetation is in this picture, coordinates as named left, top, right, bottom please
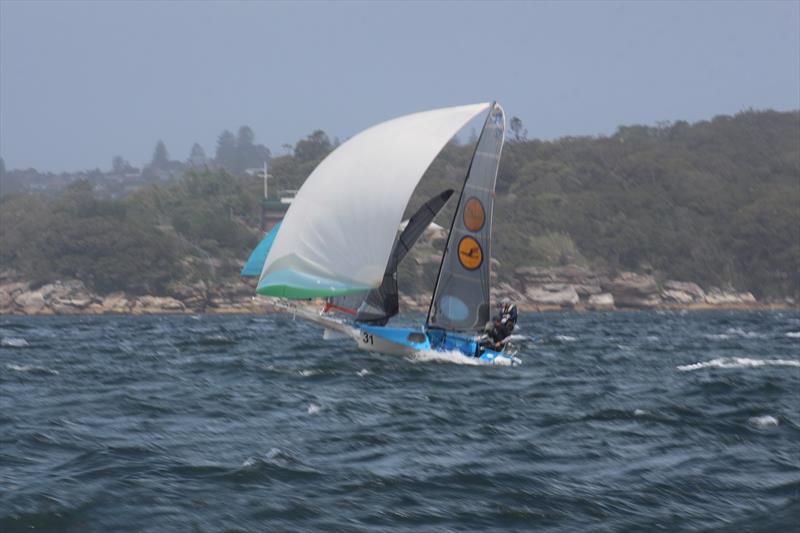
left=0, top=109, right=797, bottom=300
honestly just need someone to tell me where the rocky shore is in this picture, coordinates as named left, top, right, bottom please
left=0, top=266, right=791, bottom=316
left=0, top=279, right=274, bottom=316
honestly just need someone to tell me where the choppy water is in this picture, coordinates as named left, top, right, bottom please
left=2, top=310, right=799, bottom=532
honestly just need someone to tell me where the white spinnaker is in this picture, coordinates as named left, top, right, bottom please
left=259, top=103, right=490, bottom=293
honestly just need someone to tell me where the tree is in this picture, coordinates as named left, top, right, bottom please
left=112, top=155, right=133, bottom=174
left=151, top=141, right=169, bottom=169
left=294, top=130, right=332, bottom=162
left=237, top=126, right=255, bottom=150
left=215, top=130, right=237, bottom=171
left=189, top=143, right=207, bottom=167
left=509, top=116, right=528, bottom=142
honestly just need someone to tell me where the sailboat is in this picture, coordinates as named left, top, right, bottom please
left=243, top=102, right=521, bottom=366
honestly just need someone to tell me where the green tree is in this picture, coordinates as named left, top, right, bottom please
left=215, top=130, right=237, bottom=171
left=189, top=143, right=207, bottom=167
left=509, top=116, right=527, bottom=142
left=294, top=130, right=331, bottom=162
left=151, top=141, right=169, bottom=169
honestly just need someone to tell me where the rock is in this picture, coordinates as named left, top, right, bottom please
left=606, top=272, right=658, bottom=296
left=661, top=289, right=696, bottom=305
left=14, top=290, right=47, bottom=314
left=705, top=289, right=757, bottom=305
left=606, top=272, right=660, bottom=308
left=525, top=285, right=579, bottom=307
left=0, top=282, right=30, bottom=311
left=136, top=296, right=185, bottom=313
left=663, top=280, right=705, bottom=300
left=59, top=297, right=91, bottom=308
left=617, top=294, right=662, bottom=308
left=491, top=282, right=526, bottom=302
left=514, top=266, right=555, bottom=282
left=587, top=293, right=615, bottom=310
left=574, top=284, right=602, bottom=297
left=101, top=292, right=131, bottom=313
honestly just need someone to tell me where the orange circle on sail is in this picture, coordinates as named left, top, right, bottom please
left=463, top=197, right=485, bottom=232
left=457, top=236, right=483, bottom=270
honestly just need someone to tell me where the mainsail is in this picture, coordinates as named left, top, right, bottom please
left=426, top=103, right=505, bottom=331
left=257, top=103, right=490, bottom=299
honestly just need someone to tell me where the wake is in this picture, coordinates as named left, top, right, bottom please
left=677, top=357, right=800, bottom=371
left=410, top=349, right=516, bottom=366
left=410, top=349, right=484, bottom=366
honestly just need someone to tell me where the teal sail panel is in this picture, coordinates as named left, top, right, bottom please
left=241, top=222, right=281, bottom=277
left=256, top=268, right=372, bottom=298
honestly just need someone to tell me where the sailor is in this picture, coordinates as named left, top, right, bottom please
left=498, top=297, right=518, bottom=336
left=478, top=317, right=507, bottom=353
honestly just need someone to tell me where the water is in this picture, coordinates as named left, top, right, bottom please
left=2, top=310, right=798, bottom=532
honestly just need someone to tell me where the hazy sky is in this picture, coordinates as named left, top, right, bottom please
left=1, top=1, right=798, bottom=172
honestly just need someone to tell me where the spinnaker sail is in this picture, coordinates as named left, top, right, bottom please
left=241, top=222, right=281, bottom=277
left=257, top=103, right=491, bottom=299
left=426, top=103, right=505, bottom=331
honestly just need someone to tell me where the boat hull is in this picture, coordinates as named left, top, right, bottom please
left=358, top=325, right=520, bottom=366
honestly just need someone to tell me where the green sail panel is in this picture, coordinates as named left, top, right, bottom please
left=426, top=103, right=505, bottom=331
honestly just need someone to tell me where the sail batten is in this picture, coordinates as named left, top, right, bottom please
left=257, top=103, right=491, bottom=298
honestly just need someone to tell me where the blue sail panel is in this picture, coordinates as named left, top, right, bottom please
left=241, top=222, right=282, bottom=277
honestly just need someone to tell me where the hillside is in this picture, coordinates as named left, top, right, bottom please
left=1, top=109, right=798, bottom=312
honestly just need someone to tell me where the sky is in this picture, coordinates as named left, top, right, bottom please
left=1, top=0, right=798, bottom=172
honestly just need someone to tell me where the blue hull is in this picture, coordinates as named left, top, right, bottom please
left=358, top=324, right=520, bottom=366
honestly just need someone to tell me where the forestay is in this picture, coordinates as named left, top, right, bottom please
left=258, top=103, right=490, bottom=298
left=427, top=103, right=505, bottom=331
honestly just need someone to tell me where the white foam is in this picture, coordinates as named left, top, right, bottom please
left=705, top=327, right=768, bottom=341
left=357, top=368, right=370, bottom=377
left=554, top=335, right=577, bottom=342
left=307, top=403, right=321, bottom=415
left=677, top=357, right=800, bottom=371
left=6, top=363, right=59, bottom=375
left=1, top=337, right=29, bottom=348
left=633, top=409, right=648, bottom=416
left=748, top=415, right=779, bottom=428
left=411, top=349, right=483, bottom=366
left=298, top=369, right=319, bottom=377
left=785, top=332, right=800, bottom=338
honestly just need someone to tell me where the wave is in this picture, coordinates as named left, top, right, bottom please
left=1, top=337, right=29, bottom=348
left=705, top=327, right=766, bottom=340
left=748, top=415, right=779, bottom=428
left=677, top=357, right=800, bottom=371
left=786, top=332, right=800, bottom=338
left=553, top=335, right=577, bottom=342
left=6, top=363, right=59, bottom=375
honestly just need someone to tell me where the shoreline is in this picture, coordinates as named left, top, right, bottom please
left=0, top=300, right=795, bottom=317
left=1, top=275, right=796, bottom=317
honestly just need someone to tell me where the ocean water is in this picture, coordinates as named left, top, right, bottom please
left=1, top=310, right=798, bottom=532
